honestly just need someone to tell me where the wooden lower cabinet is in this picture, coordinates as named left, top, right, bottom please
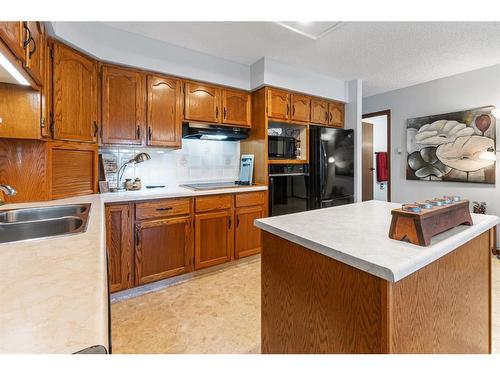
left=235, top=205, right=265, bottom=259
left=135, top=216, right=193, bottom=285
left=105, top=191, right=267, bottom=292
left=194, top=209, right=234, bottom=270
left=105, top=204, right=133, bottom=293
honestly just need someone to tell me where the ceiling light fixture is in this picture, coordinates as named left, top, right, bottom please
left=0, top=51, right=30, bottom=86
left=275, top=21, right=345, bottom=40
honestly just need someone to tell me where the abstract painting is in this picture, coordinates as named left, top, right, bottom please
left=406, top=106, right=496, bottom=184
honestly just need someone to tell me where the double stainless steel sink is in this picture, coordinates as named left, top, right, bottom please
left=0, top=204, right=90, bottom=244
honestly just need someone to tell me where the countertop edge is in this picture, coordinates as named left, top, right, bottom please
left=255, top=213, right=499, bottom=283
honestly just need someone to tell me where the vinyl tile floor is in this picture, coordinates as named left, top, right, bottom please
left=112, top=255, right=500, bottom=354
left=111, top=258, right=261, bottom=354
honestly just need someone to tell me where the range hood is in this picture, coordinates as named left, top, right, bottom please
left=182, top=123, right=249, bottom=141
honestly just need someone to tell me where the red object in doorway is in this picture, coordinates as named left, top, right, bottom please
left=376, top=152, right=388, bottom=182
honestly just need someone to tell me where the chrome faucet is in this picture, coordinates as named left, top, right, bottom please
left=0, top=184, right=17, bottom=205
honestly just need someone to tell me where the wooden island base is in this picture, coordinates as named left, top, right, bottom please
left=261, top=231, right=492, bottom=354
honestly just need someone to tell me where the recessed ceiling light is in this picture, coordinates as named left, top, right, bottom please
left=275, top=21, right=345, bottom=40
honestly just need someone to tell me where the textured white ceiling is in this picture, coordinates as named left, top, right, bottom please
left=102, top=21, right=500, bottom=97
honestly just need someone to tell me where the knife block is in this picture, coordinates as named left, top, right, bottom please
left=389, top=200, right=473, bottom=246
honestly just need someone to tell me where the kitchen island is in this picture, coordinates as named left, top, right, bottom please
left=255, top=200, right=499, bottom=354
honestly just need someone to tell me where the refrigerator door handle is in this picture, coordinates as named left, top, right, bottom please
left=320, top=141, right=328, bottom=198
left=268, top=176, right=274, bottom=217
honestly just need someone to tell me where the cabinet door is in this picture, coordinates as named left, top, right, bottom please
left=40, top=40, right=51, bottom=138
left=194, top=210, right=233, bottom=270
left=105, top=204, right=132, bottom=293
left=290, top=94, right=310, bottom=123
left=102, top=65, right=146, bottom=145
left=0, top=22, right=24, bottom=60
left=24, top=22, right=44, bottom=86
left=147, top=75, right=182, bottom=148
left=328, top=102, right=345, bottom=128
left=267, top=88, right=290, bottom=120
left=222, top=89, right=251, bottom=127
left=235, top=205, right=264, bottom=259
left=135, top=216, right=193, bottom=285
left=53, top=42, right=98, bottom=142
left=0, top=83, right=41, bottom=139
left=310, top=99, right=329, bottom=125
left=184, top=82, right=221, bottom=123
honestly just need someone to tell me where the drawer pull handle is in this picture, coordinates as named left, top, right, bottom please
left=156, top=207, right=172, bottom=211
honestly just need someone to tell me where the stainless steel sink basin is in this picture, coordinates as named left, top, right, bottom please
left=0, top=203, right=90, bottom=244
left=0, top=217, right=84, bottom=244
left=0, top=204, right=88, bottom=223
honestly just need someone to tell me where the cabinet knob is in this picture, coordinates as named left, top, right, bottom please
left=136, top=126, right=141, bottom=139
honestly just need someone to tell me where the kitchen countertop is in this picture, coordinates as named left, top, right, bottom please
left=255, top=200, right=499, bottom=282
left=0, top=184, right=267, bottom=354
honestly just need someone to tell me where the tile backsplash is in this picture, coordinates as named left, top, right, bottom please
left=100, top=139, right=241, bottom=189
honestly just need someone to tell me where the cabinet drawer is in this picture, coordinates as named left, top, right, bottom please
left=136, top=198, right=191, bottom=220
left=236, top=191, right=266, bottom=208
left=195, top=195, right=233, bottom=213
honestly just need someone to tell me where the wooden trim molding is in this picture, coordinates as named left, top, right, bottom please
left=362, top=109, right=392, bottom=202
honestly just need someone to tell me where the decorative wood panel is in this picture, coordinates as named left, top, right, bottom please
left=267, top=88, right=290, bottom=120
left=135, top=216, right=193, bottom=285
left=0, top=139, right=48, bottom=203
left=53, top=41, right=98, bottom=142
left=101, top=65, right=146, bottom=145
left=310, top=98, right=329, bottom=125
left=222, top=89, right=251, bottom=127
left=135, top=198, right=191, bottom=220
left=0, top=22, right=24, bottom=60
left=184, top=82, right=220, bottom=123
left=261, top=230, right=492, bottom=354
left=147, top=75, right=182, bottom=148
left=0, top=83, right=41, bottom=139
left=389, top=231, right=490, bottom=353
left=261, top=232, right=384, bottom=354
left=105, top=204, right=133, bottom=292
left=194, top=210, right=233, bottom=270
left=48, top=141, right=98, bottom=199
left=235, top=205, right=264, bottom=259
left=290, top=94, right=310, bottom=123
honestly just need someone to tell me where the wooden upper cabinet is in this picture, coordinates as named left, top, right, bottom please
left=222, top=89, right=251, bottom=127
left=146, top=75, right=182, bottom=148
left=0, top=83, right=41, bottom=139
left=0, top=22, right=24, bottom=61
left=135, top=216, right=193, bottom=286
left=267, top=88, right=290, bottom=120
left=290, top=94, right=310, bottom=123
left=102, top=65, right=146, bottom=145
left=184, top=82, right=221, bottom=123
left=310, top=98, right=329, bottom=125
left=329, top=102, right=345, bottom=128
left=106, top=204, right=133, bottom=293
left=23, top=22, right=44, bottom=86
left=53, top=42, right=98, bottom=143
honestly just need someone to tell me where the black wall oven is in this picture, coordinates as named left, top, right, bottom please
left=268, top=164, right=309, bottom=217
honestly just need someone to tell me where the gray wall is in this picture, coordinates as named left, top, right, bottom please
left=363, top=64, right=500, bottom=222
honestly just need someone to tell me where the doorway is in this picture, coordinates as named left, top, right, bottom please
left=362, top=110, right=391, bottom=202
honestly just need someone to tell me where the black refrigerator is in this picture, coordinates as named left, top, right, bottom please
left=308, top=126, right=355, bottom=209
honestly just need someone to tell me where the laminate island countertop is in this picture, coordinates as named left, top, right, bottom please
left=257, top=200, right=499, bottom=354
left=255, top=200, right=499, bottom=282
left=0, top=184, right=266, bottom=354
